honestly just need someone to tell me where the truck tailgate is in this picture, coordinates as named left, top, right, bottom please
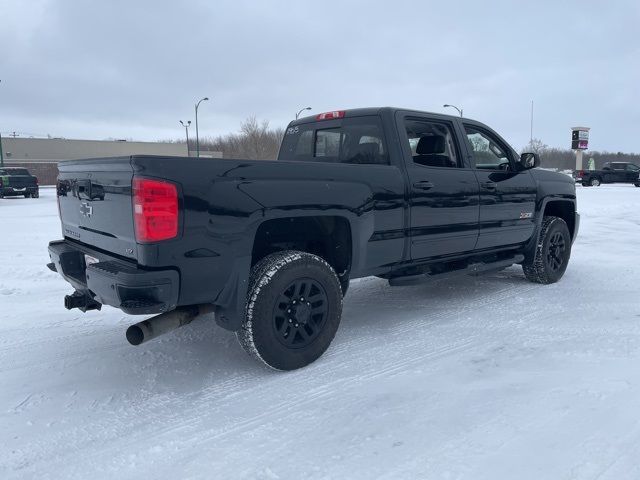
left=7, top=175, right=37, bottom=188
left=57, top=157, right=137, bottom=261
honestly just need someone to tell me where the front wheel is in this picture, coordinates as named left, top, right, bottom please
left=31, top=190, right=39, bottom=198
left=237, top=251, right=343, bottom=370
left=523, top=216, right=571, bottom=284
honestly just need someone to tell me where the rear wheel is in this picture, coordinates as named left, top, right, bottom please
left=522, top=216, right=571, bottom=284
left=32, top=190, right=39, bottom=198
left=590, top=177, right=601, bottom=186
left=237, top=251, right=343, bottom=370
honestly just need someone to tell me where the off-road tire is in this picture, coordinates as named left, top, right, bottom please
left=237, top=251, right=343, bottom=370
left=522, top=216, right=571, bottom=284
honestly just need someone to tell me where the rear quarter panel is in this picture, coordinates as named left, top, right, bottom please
left=131, top=155, right=406, bottom=306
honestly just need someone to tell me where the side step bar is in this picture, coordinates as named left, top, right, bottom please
left=388, top=254, right=524, bottom=287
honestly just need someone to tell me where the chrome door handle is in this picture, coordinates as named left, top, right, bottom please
left=481, top=181, right=497, bottom=190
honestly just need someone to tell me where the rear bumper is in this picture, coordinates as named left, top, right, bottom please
left=48, top=240, right=179, bottom=314
left=1, top=186, right=38, bottom=196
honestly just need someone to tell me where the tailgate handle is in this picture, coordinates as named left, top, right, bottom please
left=413, top=181, right=434, bottom=190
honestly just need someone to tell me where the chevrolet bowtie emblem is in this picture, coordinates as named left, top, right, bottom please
left=80, top=202, right=93, bottom=218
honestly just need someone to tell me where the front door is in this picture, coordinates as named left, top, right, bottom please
left=625, top=163, right=640, bottom=183
left=399, top=114, right=480, bottom=260
left=462, top=124, right=537, bottom=250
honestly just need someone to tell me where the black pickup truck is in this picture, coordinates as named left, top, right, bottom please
left=48, top=107, right=579, bottom=370
left=0, top=167, right=40, bottom=198
left=574, top=162, right=640, bottom=187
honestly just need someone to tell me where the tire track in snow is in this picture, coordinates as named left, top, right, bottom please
left=5, top=274, right=540, bottom=477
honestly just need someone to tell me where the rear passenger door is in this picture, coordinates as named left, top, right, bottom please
left=462, top=124, right=537, bottom=250
left=610, top=163, right=628, bottom=182
left=398, top=113, right=480, bottom=260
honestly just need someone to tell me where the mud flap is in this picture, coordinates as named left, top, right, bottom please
left=213, top=256, right=251, bottom=331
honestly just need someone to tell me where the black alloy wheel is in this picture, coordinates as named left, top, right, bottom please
left=272, top=278, right=328, bottom=349
left=545, top=231, right=566, bottom=272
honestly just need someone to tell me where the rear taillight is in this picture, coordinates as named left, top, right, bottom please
left=316, top=110, right=345, bottom=121
left=35, top=177, right=39, bottom=185
left=132, top=177, right=179, bottom=243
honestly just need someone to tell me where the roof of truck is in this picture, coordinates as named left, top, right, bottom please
left=291, top=106, right=471, bottom=126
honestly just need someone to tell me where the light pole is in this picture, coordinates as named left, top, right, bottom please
left=443, top=104, right=463, bottom=117
left=179, top=120, right=191, bottom=156
left=530, top=100, right=534, bottom=144
left=296, top=106, right=312, bottom=120
left=195, top=97, right=209, bottom=158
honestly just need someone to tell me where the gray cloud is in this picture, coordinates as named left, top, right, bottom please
left=1, top=0, right=638, bottom=152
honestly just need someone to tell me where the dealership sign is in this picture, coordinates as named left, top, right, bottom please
left=571, top=127, right=590, bottom=150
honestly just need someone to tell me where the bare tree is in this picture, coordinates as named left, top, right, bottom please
left=518, top=138, right=640, bottom=170
left=523, top=138, right=548, bottom=155
left=192, top=116, right=285, bottom=160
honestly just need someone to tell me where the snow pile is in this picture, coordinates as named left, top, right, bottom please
left=1, top=186, right=640, bottom=479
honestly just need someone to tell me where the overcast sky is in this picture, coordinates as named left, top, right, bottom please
left=1, top=0, right=638, bottom=152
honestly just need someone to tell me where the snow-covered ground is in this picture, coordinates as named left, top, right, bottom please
left=1, top=185, right=639, bottom=480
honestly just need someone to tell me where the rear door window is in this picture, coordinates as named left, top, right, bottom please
left=403, top=118, right=460, bottom=168
left=279, top=116, right=389, bottom=165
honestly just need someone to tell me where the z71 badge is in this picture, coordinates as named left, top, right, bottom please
left=520, top=212, right=533, bottom=219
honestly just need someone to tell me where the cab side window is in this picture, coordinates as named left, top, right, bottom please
left=279, top=116, right=389, bottom=165
left=404, top=119, right=460, bottom=168
left=464, top=126, right=512, bottom=170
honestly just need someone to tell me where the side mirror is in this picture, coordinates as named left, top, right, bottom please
left=519, top=152, right=540, bottom=169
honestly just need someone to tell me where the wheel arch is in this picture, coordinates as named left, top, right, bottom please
left=523, top=197, right=576, bottom=263
left=251, top=215, right=353, bottom=280
left=543, top=199, right=576, bottom=238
